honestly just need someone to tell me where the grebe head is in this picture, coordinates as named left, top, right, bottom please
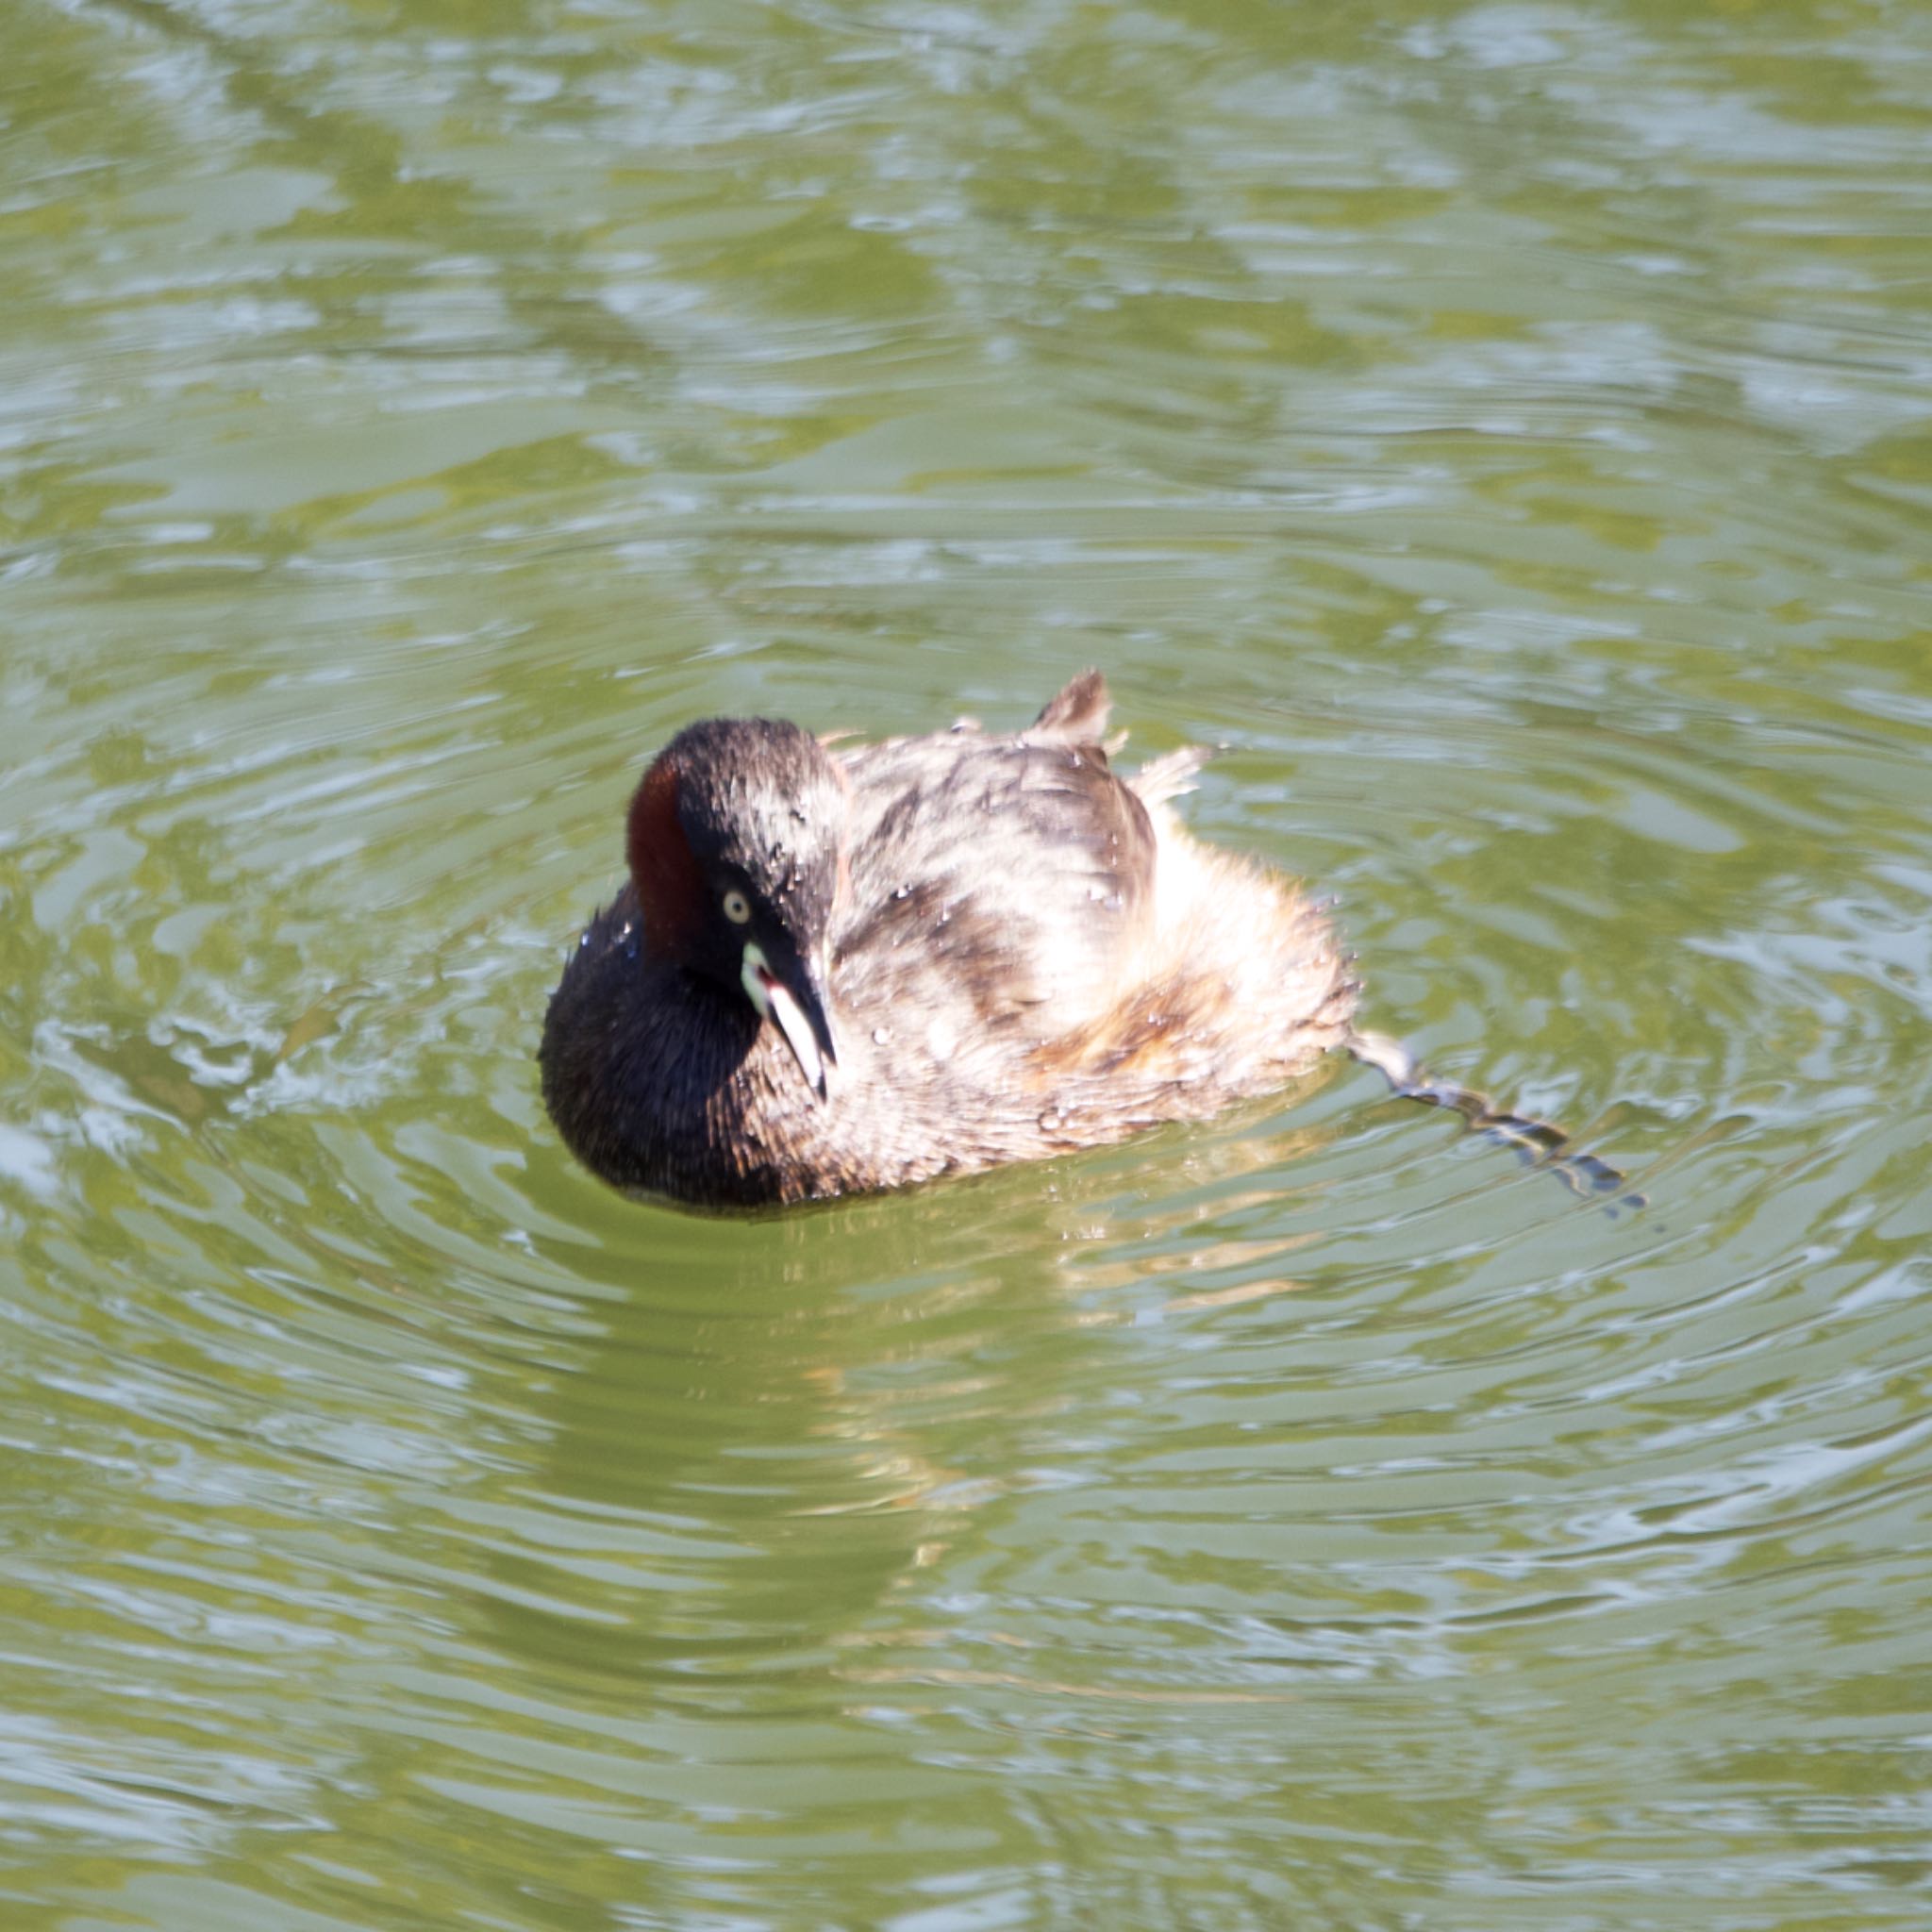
left=625, top=716, right=844, bottom=1098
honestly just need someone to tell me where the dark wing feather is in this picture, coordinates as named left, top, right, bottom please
left=1029, top=668, right=1111, bottom=742
left=835, top=686, right=1158, bottom=1039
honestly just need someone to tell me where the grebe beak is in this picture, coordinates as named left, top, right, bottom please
left=741, top=941, right=839, bottom=1102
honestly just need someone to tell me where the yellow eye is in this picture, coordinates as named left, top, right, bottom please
left=722, top=889, right=752, bottom=925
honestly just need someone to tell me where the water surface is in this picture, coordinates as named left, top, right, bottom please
left=5, top=1, right=1932, bottom=1926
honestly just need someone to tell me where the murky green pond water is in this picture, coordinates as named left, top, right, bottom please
left=6, top=1, right=1932, bottom=1926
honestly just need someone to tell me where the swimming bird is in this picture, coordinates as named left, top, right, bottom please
left=541, top=673, right=1633, bottom=1208
left=540, top=672, right=1362, bottom=1207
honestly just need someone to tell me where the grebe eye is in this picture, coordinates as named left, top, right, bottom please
left=722, top=889, right=752, bottom=925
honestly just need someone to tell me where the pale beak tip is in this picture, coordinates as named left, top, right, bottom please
left=746, top=950, right=834, bottom=1104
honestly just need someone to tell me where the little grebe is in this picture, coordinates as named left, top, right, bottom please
left=540, top=672, right=1365, bottom=1207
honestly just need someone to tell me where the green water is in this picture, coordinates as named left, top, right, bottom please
left=5, top=1, right=1932, bottom=1926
